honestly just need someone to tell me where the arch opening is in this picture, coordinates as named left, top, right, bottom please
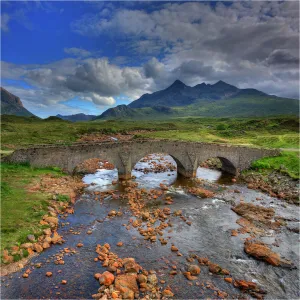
left=74, top=158, right=118, bottom=191
left=197, top=157, right=236, bottom=183
left=131, top=153, right=178, bottom=188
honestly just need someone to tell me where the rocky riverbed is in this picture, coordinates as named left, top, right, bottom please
left=1, top=154, right=299, bottom=299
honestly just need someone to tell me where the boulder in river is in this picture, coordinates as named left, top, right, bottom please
left=244, top=240, right=293, bottom=267
left=115, top=274, right=138, bottom=298
left=99, top=271, right=115, bottom=286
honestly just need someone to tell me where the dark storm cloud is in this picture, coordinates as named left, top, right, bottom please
left=265, top=49, right=299, bottom=67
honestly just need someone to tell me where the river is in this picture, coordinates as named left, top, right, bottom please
left=1, top=154, right=299, bottom=299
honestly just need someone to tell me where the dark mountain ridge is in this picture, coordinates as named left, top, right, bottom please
left=56, top=113, right=96, bottom=122
left=128, top=80, right=242, bottom=108
left=98, top=80, right=298, bottom=119
left=1, top=87, right=35, bottom=117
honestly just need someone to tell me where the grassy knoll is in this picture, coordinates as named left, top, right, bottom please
left=250, top=151, right=299, bottom=179
left=1, top=163, right=65, bottom=253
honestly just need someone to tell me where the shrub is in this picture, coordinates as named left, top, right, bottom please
left=23, top=249, right=29, bottom=258
left=216, top=123, right=228, bottom=130
left=57, top=194, right=70, bottom=202
left=13, top=254, right=22, bottom=262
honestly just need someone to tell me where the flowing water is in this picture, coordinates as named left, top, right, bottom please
left=1, top=154, right=299, bottom=299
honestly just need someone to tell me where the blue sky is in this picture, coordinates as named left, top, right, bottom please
left=1, top=1, right=299, bottom=117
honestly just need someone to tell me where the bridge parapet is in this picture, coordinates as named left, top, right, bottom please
left=4, top=140, right=280, bottom=179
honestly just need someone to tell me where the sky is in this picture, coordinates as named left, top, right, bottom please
left=1, top=1, right=299, bottom=118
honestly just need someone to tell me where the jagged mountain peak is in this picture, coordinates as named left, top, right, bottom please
left=169, top=79, right=186, bottom=87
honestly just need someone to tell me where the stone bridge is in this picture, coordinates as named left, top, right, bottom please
left=5, top=140, right=280, bottom=179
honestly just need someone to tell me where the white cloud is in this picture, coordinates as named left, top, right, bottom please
left=64, top=47, right=92, bottom=58
left=1, top=57, right=153, bottom=113
left=1, top=14, right=10, bottom=32
left=82, top=93, right=115, bottom=106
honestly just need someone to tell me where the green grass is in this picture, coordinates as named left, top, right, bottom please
left=1, top=115, right=299, bottom=178
left=1, top=115, right=298, bottom=150
left=56, top=194, right=70, bottom=202
left=251, top=151, right=300, bottom=179
left=0, top=163, right=65, bottom=253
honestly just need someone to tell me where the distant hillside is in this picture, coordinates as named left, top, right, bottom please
left=1, top=87, right=35, bottom=117
left=96, top=80, right=299, bottom=120
left=56, top=113, right=96, bottom=122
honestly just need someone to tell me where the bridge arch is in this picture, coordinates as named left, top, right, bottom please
left=129, top=151, right=191, bottom=180
left=73, top=157, right=116, bottom=175
left=4, top=140, right=280, bottom=180
left=198, top=156, right=237, bottom=175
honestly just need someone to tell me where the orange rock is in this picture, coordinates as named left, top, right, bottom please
left=61, top=280, right=67, bottom=284
left=244, top=241, right=283, bottom=266
left=77, top=243, right=83, bottom=248
left=183, top=271, right=197, bottom=280
left=99, top=271, right=115, bottom=286
left=231, top=229, right=238, bottom=236
left=188, top=265, right=201, bottom=275
left=124, top=260, right=141, bottom=273
left=42, top=242, right=50, bottom=249
left=234, top=279, right=257, bottom=290
left=197, top=257, right=209, bottom=265
left=162, top=289, right=174, bottom=297
left=2, top=254, right=14, bottom=264
left=265, top=252, right=281, bottom=266
left=117, top=242, right=123, bottom=247
left=94, top=273, right=101, bottom=280
left=46, top=272, right=52, bottom=277
left=208, top=263, right=222, bottom=274
left=111, top=291, right=119, bottom=299
left=224, top=277, right=233, bottom=284
left=171, top=245, right=178, bottom=252
left=51, top=232, right=63, bottom=244
left=115, top=274, right=138, bottom=299
left=221, top=269, right=230, bottom=275
left=104, top=243, right=110, bottom=249
left=137, top=274, right=147, bottom=284
left=22, top=273, right=29, bottom=278
left=27, top=248, right=34, bottom=255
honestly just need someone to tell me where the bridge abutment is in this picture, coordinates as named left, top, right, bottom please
left=118, top=171, right=132, bottom=180
left=177, top=166, right=197, bottom=178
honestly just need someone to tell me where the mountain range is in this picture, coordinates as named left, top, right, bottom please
left=96, top=80, right=299, bottom=119
left=1, top=87, right=35, bottom=117
left=56, top=113, right=96, bottom=122
left=1, top=80, right=299, bottom=120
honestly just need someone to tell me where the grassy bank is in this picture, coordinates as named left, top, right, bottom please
left=1, top=115, right=299, bottom=150
left=250, top=151, right=299, bottom=179
left=1, top=163, right=65, bottom=254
